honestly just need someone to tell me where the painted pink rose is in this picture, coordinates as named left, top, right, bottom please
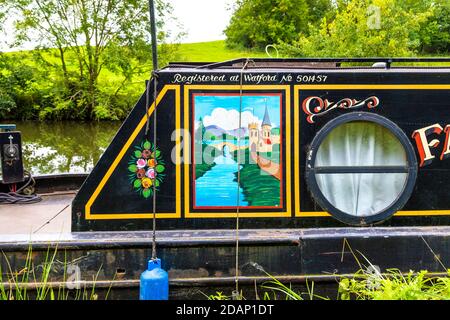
left=142, top=149, right=152, bottom=159
left=136, top=158, right=147, bottom=168
left=146, top=168, right=156, bottom=179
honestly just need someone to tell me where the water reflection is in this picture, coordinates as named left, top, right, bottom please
left=1, top=121, right=121, bottom=175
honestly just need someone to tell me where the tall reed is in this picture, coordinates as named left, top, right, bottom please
left=0, top=245, right=109, bottom=300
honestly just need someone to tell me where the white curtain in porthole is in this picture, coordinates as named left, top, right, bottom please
left=314, top=122, right=408, bottom=217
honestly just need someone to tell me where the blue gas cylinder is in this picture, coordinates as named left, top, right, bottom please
left=139, top=258, right=169, bottom=300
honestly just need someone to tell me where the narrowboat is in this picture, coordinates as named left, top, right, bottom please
left=1, top=57, right=450, bottom=299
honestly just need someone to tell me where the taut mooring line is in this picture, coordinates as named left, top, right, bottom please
left=33, top=204, right=70, bottom=234
left=151, top=72, right=158, bottom=261
left=147, top=0, right=159, bottom=261
left=233, top=58, right=251, bottom=300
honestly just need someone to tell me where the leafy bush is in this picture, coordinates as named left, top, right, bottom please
left=0, top=92, right=16, bottom=118
left=225, top=0, right=333, bottom=50
left=418, top=1, right=450, bottom=53
left=226, top=0, right=449, bottom=57
left=278, top=0, right=436, bottom=57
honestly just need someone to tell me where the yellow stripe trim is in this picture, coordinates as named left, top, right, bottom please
left=294, top=88, right=300, bottom=217
left=294, top=84, right=450, bottom=217
left=296, top=84, right=450, bottom=90
left=184, top=84, right=292, bottom=218
left=85, top=85, right=181, bottom=219
left=296, top=210, right=450, bottom=217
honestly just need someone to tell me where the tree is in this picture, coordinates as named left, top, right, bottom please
left=224, top=0, right=333, bottom=50
left=305, top=0, right=335, bottom=24
left=417, top=0, right=450, bottom=53
left=0, top=54, right=41, bottom=119
left=1, top=0, right=180, bottom=120
left=195, top=116, right=206, bottom=143
left=278, top=0, right=436, bottom=58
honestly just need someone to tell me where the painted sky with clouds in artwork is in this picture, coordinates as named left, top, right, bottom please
left=194, top=95, right=280, bottom=131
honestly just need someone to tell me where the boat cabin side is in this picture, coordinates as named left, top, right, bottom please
left=71, top=59, right=450, bottom=231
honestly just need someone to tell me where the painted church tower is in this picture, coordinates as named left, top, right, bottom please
left=259, top=105, right=272, bottom=153
left=248, top=122, right=259, bottom=152
left=261, top=105, right=272, bottom=140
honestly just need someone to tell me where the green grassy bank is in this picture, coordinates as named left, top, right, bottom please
left=232, top=149, right=280, bottom=207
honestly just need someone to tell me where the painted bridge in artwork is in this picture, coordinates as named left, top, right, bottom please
left=206, top=140, right=249, bottom=152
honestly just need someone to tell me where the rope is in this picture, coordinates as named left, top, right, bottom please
left=33, top=204, right=69, bottom=234
left=233, top=58, right=251, bottom=300
left=0, top=192, right=41, bottom=204
left=151, top=72, right=158, bottom=261
left=147, top=0, right=159, bottom=262
left=0, top=170, right=41, bottom=205
left=144, top=72, right=159, bottom=261
left=265, top=44, right=279, bottom=58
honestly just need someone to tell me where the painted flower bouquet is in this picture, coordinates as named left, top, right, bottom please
left=128, top=140, right=165, bottom=198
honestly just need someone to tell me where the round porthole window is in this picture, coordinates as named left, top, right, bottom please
left=305, top=112, right=417, bottom=226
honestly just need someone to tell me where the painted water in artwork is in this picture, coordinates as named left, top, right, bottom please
left=193, top=94, right=282, bottom=208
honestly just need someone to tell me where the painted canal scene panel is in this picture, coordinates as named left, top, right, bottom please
left=192, top=93, right=283, bottom=209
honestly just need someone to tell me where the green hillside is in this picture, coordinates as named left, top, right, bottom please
left=176, top=40, right=267, bottom=62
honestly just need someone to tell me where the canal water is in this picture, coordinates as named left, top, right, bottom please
left=195, top=145, right=248, bottom=207
left=0, top=121, right=121, bottom=175
left=203, top=139, right=249, bottom=147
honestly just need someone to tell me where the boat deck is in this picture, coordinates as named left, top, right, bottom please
left=0, top=191, right=73, bottom=235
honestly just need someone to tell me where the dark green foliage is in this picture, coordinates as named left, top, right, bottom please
left=225, top=0, right=333, bottom=50
left=226, top=0, right=449, bottom=56
left=418, top=0, right=450, bottom=53
left=0, top=55, right=42, bottom=119
left=195, top=116, right=206, bottom=143
left=279, top=0, right=450, bottom=58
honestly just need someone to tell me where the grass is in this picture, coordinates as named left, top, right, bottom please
left=195, top=163, right=216, bottom=179
left=4, top=40, right=266, bottom=70
left=236, top=163, right=280, bottom=206
left=338, top=269, right=450, bottom=300
left=206, top=271, right=327, bottom=301
left=337, top=238, right=450, bottom=300
left=232, top=148, right=280, bottom=207
left=214, top=269, right=450, bottom=300
left=206, top=238, right=450, bottom=301
left=0, top=245, right=109, bottom=300
left=176, top=40, right=267, bottom=62
left=176, top=41, right=449, bottom=65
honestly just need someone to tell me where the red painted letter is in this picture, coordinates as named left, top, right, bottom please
left=440, top=125, right=450, bottom=161
left=412, top=124, right=443, bottom=167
